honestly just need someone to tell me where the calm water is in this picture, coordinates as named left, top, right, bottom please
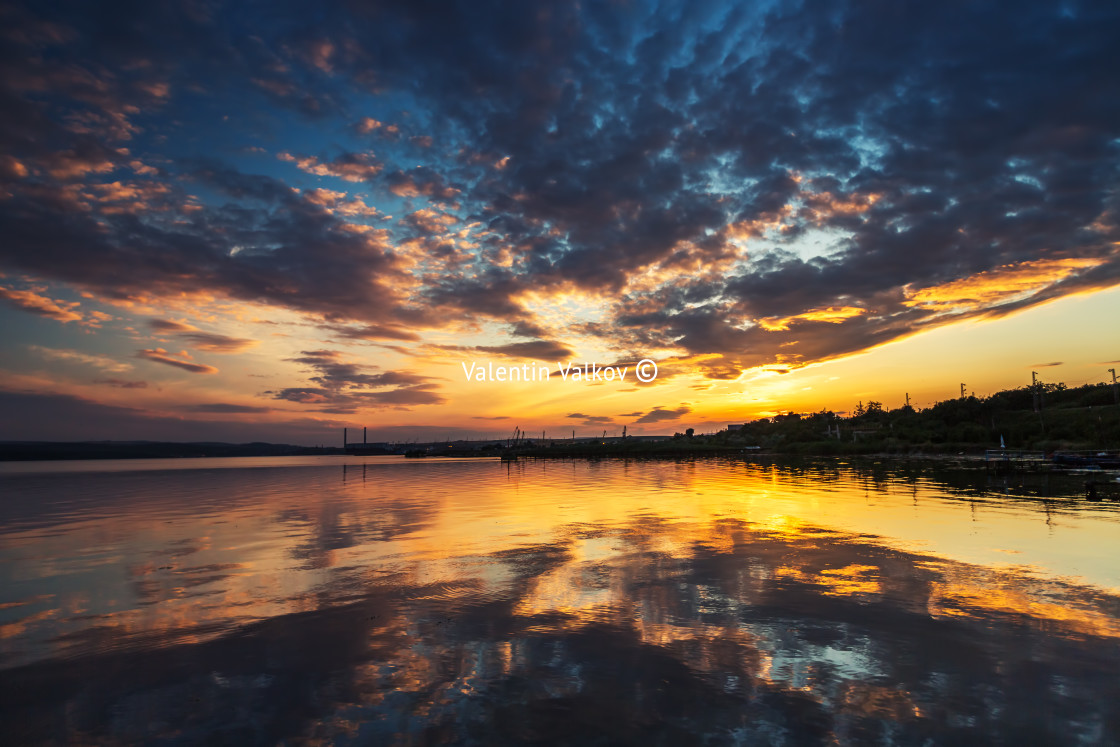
left=1, top=456, right=1119, bottom=745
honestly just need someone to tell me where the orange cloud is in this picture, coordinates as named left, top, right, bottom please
left=759, top=306, right=867, bottom=332
left=80, top=309, right=113, bottom=329
left=903, top=258, right=1102, bottom=312
left=305, top=39, right=335, bottom=73
left=355, top=117, right=383, bottom=134
left=0, top=285, right=82, bottom=322
left=800, top=190, right=881, bottom=224
left=1, top=155, right=29, bottom=179
left=278, top=152, right=382, bottom=182
left=355, top=118, right=401, bottom=137
left=89, top=179, right=173, bottom=214
left=303, top=188, right=382, bottom=218
left=44, top=150, right=116, bottom=180
left=177, top=333, right=257, bottom=353
left=405, top=208, right=458, bottom=234
left=148, top=318, right=198, bottom=333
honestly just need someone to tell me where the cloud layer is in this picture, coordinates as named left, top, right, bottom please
left=0, top=0, right=1118, bottom=436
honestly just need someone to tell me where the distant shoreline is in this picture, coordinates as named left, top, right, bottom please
left=4, top=441, right=1117, bottom=479
left=0, top=441, right=350, bottom=462
left=0, top=441, right=975, bottom=463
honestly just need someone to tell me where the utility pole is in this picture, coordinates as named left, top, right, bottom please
left=1032, top=371, right=1045, bottom=429
left=905, top=392, right=910, bottom=409
left=1111, top=368, right=1118, bottom=405
left=960, top=383, right=966, bottom=399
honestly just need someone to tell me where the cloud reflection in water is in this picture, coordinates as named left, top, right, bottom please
left=1, top=457, right=1118, bottom=744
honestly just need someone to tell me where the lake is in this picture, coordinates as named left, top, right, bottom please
left=1, top=455, right=1118, bottom=745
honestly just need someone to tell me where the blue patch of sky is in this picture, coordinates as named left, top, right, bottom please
left=138, top=71, right=450, bottom=219
left=0, top=304, right=140, bottom=377
left=747, top=225, right=855, bottom=269
left=701, top=154, right=756, bottom=195
left=847, top=130, right=888, bottom=172
left=0, top=306, right=74, bottom=358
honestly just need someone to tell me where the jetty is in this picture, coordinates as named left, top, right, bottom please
left=984, top=449, right=1047, bottom=472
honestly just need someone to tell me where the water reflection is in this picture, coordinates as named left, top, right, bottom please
left=1, top=457, right=1118, bottom=744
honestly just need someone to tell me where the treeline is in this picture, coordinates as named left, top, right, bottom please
left=705, top=381, right=1120, bottom=454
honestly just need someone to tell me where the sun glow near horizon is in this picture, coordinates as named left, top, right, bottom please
left=0, top=1, right=1118, bottom=443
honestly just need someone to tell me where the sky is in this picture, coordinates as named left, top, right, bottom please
left=0, top=0, right=1118, bottom=444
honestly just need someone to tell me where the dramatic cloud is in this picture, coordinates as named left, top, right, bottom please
left=3, top=0, right=1116, bottom=374
left=270, top=350, right=444, bottom=412
left=0, top=0, right=1118, bottom=441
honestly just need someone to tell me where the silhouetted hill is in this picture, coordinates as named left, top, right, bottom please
left=714, top=381, right=1120, bottom=454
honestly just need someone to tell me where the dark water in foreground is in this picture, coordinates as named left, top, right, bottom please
left=1, top=456, right=1119, bottom=745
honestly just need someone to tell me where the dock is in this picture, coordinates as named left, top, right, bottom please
left=984, top=449, right=1047, bottom=472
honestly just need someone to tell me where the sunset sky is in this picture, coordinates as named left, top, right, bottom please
left=1, top=0, right=1118, bottom=444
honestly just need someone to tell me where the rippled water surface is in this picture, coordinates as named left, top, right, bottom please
left=2, top=456, right=1119, bottom=745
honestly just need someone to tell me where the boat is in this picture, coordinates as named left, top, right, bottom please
left=1053, top=451, right=1120, bottom=469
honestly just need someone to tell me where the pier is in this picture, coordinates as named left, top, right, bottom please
left=984, top=449, right=1047, bottom=472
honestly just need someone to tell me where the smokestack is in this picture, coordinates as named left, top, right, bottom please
left=344, top=428, right=348, bottom=448
left=364, top=427, right=367, bottom=444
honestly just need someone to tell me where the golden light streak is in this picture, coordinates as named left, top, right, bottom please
left=903, top=257, right=1102, bottom=312
left=758, top=305, right=867, bottom=331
